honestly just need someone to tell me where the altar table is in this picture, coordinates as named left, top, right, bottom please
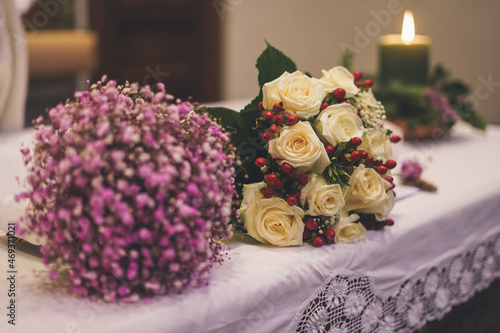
left=1, top=105, right=499, bottom=332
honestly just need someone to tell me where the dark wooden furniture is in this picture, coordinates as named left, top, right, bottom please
left=89, top=0, right=222, bottom=102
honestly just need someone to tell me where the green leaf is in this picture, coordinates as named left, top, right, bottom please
left=237, top=108, right=262, bottom=132
left=441, top=80, right=469, bottom=96
left=324, top=162, right=351, bottom=187
left=457, top=102, right=487, bottom=130
left=429, top=64, right=450, bottom=84
left=203, top=107, right=240, bottom=130
left=242, top=91, right=263, bottom=114
left=256, top=41, right=297, bottom=88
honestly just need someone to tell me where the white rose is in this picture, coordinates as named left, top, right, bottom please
left=262, top=71, right=326, bottom=119
left=300, top=174, right=345, bottom=216
left=344, top=164, right=395, bottom=220
left=238, top=182, right=267, bottom=214
left=358, top=89, right=378, bottom=106
left=333, top=209, right=366, bottom=244
left=359, top=129, right=392, bottom=161
left=314, top=104, right=365, bottom=145
left=268, top=121, right=330, bottom=174
left=239, top=183, right=305, bottom=246
left=313, top=66, right=360, bottom=97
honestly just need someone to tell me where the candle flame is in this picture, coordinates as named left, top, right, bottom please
left=401, top=11, right=415, bottom=44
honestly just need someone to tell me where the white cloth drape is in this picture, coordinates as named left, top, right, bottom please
left=0, top=0, right=27, bottom=130
left=0, top=123, right=499, bottom=333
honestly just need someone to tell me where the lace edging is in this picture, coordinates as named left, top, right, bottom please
left=287, top=234, right=500, bottom=333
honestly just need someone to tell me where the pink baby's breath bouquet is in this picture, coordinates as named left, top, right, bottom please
left=18, top=78, right=235, bottom=302
left=207, top=43, right=400, bottom=248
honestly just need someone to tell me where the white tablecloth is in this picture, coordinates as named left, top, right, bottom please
left=1, top=118, right=500, bottom=333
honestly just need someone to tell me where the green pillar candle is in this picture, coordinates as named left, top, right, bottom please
left=378, top=34, right=431, bottom=85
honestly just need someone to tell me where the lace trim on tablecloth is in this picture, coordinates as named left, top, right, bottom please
left=287, top=234, right=500, bottom=333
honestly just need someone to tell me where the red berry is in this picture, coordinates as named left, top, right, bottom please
left=385, top=176, right=394, bottom=183
left=273, top=103, right=282, bottom=112
left=324, top=144, right=335, bottom=156
left=263, top=111, right=273, bottom=120
left=281, top=163, right=293, bottom=173
left=325, top=229, right=336, bottom=243
left=386, top=219, right=394, bottom=226
left=262, top=132, right=272, bottom=142
left=299, top=174, right=309, bottom=184
left=255, top=157, right=266, bottom=168
left=287, top=115, right=298, bottom=126
left=289, top=169, right=296, bottom=177
left=269, top=125, right=278, bottom=134
left=389, top=183, right=396, bottom=190
left=350, top=150, right=361, bottom=161
left=306, top=218, right=318, bottom=230
left=312, top=236, right=326, bottom=247
left=355, top=81, right=361, bottom=88
left=294, top=191, right=301, bottom=201
left=303, top=229, right=311, bottom=240
left=351, top=137, right=362, bottom=146
left=272, top=179, right=284, bottom=190
left=385, top=159, right=397, bottom=169
left=364, top=79, right=374, bottom=88
left=374, top=159, right=383, bottom=166
left=353, top=71, right=363, bottom=81
left=320, top=102, right=329, bottom=111
left=365, top=156, right=374, bottom=165
left=360, top=151, right=368, bottom=159
left=390, top=135, right=401, bottom=143
left=272, top=114, right=284, bottom=126
left=333, top=88, right=346, bottom=101
left=258, top=101, right=264, bottom=110
left=266, top=174, right=278, bottom=184
left=287, top=196, right=297, bottom=206
left=377, top=165, right=388, bottom=175
left=262, top=188, right=274, bottom=198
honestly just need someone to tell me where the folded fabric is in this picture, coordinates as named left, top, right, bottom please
left=0, top=0, right=28, bottom=130
left=0, top=195, right=45, bottom=245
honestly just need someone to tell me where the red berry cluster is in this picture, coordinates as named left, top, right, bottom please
left=302, top=217, right=336, bottom=247
left=255, top=101, right=314, bottom=208
left=334, top=136, right=369, bottom=171
left=352, top=71, right=374, bottom=89
left=260, top=166, right=308, bottom=207
left=258, top=102, right=298, bottom=142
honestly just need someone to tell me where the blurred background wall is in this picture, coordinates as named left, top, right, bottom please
left=21, top=0, right=500, bottom=125
left=220, top=0, right=500, bottom=124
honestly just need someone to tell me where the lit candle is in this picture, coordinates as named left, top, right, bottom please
left=378, top=11, right=431, bottom=85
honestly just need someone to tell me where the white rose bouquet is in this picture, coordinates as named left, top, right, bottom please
left=206, top=42, right=400, bottom=247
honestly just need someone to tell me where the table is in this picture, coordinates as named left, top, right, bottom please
left=1, top=107, right=500, bottom=332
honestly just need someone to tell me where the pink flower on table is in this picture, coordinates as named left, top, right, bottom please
left=19, top=78, right=236, bottom=302
left=425, top=88, right=459, bottom=122
left=401, top=159, right=424, bottom=180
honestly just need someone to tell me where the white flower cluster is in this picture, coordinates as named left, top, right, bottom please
left=353, top=89, right=386, bottom=129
